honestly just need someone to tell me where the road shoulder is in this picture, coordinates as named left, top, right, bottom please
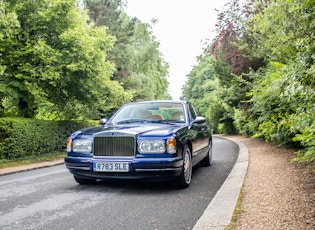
left=193, top=135, right=249, bottom=230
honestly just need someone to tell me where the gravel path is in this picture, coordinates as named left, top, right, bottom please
left=229, top=136, right=315, bottom=230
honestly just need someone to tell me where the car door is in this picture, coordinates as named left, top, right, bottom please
left=187, top=103, right=209, bottom=164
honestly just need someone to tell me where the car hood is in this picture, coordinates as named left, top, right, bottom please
left=73, top=122, right=185, bottom=138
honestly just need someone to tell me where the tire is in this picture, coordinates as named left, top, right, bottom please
left=200, top=140, right=213, bottom=167
left=74, top=176, right=96, bottom=185
left=175, top=145, right=192, bottom=189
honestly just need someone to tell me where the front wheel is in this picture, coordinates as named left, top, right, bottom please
left=200, top=140, right=213, bottom=167
left=175, top=145, right=192, bottom=189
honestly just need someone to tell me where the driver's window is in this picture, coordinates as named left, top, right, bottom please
left=188, top=103, right=197, bottom=120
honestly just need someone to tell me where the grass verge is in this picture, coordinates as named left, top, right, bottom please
left=225, top=191, right=243, bottom=230
left=0, top=153, right=66, bottom=169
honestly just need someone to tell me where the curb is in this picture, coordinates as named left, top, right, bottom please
left=193, top=136, right=249, bottom=230
left=0, top=159, right=64, bottom=176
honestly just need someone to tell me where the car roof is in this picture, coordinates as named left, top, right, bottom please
left=126, top=100, right=188, bottom=105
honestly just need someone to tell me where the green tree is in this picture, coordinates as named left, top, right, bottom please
left=183, top=54, right=237, bottom=133
left=183, top=0, right=315, bottom=162
left=0, top=0, right=130, bottom=119
left=125, top=21, right=169, bottom=100
left=0, top=1, right=20, bottom=116
left=183, top=55, right=217, bottom=115
left=205, top=0, right=263, bottom=133
left=83, top=0, right=170, bottom=101
left=247, top=0, right=315, bottom=161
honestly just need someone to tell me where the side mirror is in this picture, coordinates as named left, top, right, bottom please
left=99, top=118, right=107, bottom=125
left=193, top=116, right=206, bottom=124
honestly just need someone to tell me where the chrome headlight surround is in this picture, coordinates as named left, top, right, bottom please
left=138, top=139, right=165, bottom=154
left=72, top=139, right=92, bottom=153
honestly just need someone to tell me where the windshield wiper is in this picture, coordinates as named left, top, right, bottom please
left=115, top=118, right=147, bottom=124
left=159, top=120, right=185, bottom=124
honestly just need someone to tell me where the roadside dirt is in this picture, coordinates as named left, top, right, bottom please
left=228, top=135, right=315, bottom=230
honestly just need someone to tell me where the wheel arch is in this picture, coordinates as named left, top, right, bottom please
left=186, top=140, right=193, bottom=155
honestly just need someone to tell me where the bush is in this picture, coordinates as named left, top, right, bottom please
left=0, top=118, right=95, bottom=162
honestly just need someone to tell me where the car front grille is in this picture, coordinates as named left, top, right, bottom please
left=93, top=136, right=135, bottom=157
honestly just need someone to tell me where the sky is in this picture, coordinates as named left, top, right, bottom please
left=125, top=0, right=230, bottom=100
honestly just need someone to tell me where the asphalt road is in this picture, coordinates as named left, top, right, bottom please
left=0, top=137, right=238, bottom=230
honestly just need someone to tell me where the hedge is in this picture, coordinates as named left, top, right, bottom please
left=0, top=118, right=96, bottom=162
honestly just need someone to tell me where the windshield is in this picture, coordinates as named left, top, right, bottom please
left=111, top=102, right=186, bottom=124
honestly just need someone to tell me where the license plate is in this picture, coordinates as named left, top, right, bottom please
left=93, top=162, right=129, bottom=172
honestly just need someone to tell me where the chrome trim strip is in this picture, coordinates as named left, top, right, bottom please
left=66, top=166, right=90, bottom=170
left=136, top=168, right=180, bottom=172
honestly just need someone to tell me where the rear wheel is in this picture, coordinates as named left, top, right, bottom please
left=74, top=176, right=96, bottom=185
left=175, top=145, right=192, bottom=189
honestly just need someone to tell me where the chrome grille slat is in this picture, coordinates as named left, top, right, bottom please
left=93, top=136, right=135, bottom=157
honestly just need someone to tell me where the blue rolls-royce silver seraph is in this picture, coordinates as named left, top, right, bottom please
left=65, top=100, right=212, bottom=188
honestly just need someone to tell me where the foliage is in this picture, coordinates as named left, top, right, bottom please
left=182, top=0, right=315, bottom=162
left=182, top=55, right=237, bottom=133
left=211, top=0, right=264, bottom=76
left=0, top=1, right=20, bottom=116
left=247, top=0, right=315, bottom=162
left=0, top=117, right=95, bottom=162
left=0, top=0, right=170, bottom=121
left=0, top=0, right=131, bottom=119
left=183, top=56, right=217, bottom=116
left=0, top=0, right=171, bottom=163
left=83, top=0, right=170, bottom=101
left=200, top=0, right=263, bottom=134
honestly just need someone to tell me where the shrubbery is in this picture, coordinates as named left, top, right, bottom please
left=0, top=118, right=96, bottom=163
left=183, top=0, right=315, bottom=163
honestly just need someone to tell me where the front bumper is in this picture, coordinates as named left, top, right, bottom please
left=64, top=155, right=183, bottom=180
